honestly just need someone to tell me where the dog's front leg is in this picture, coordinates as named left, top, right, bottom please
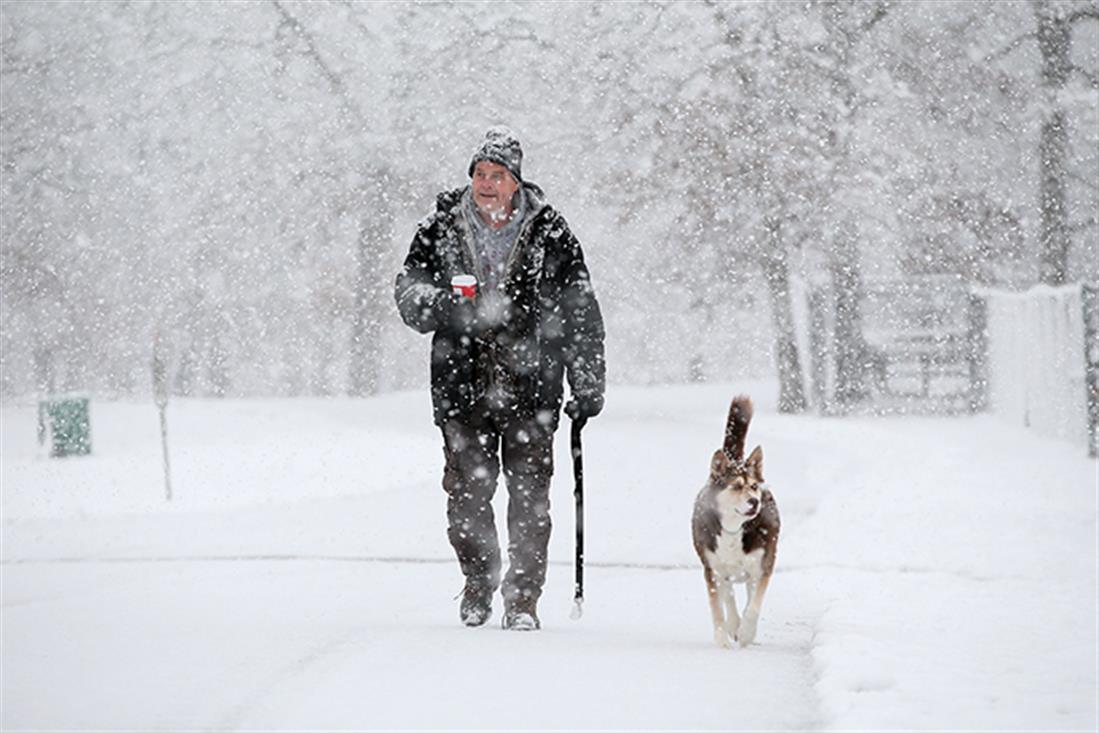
left=737, top=573, right=770, bottom=647
left=704, top=566, right=731, bottom=648
left=721, top=578, right=740, bottom=643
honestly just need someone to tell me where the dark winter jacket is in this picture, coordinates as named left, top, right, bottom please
left=395, top=183, right=605, bottom=429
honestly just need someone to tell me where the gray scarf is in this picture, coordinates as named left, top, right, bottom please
left=463, top=188, right=527, bottom=293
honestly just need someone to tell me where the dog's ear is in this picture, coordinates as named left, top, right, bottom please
left=745, top=445, right=764, bottom=480
left=710, top=449, right=730, bottom=480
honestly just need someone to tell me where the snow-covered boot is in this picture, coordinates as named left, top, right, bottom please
left=502, top=597, right=540, bottom=631
left=459, top=579, right=495, bottom=627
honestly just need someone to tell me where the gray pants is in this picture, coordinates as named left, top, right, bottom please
left=441, top=410, right=554, bottom=605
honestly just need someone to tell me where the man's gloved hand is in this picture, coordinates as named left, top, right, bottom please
left=565, top=393, right=603, bottom=423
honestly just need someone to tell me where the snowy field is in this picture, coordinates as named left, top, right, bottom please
left=2, top=383, right=1096, bottom=731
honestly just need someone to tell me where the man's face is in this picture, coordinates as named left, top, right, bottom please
left=472, top=160, right=520, bottom=220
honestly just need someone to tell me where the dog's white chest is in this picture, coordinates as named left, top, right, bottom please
left=706, top=527, right=765, bottom=584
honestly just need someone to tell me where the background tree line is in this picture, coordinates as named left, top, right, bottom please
left=2, top=1, right=1096, bottom=408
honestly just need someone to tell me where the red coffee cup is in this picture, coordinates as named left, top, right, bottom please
left=451, top=274, right=477, bottom=299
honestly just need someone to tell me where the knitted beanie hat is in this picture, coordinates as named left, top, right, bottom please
left=468, top=126, right=523, bottom=182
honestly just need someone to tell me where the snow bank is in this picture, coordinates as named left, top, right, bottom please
left=787, top=414, right=1097, bottom=729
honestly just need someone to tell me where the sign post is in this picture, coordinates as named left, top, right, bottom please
left=153, top=331, right=173, bottom=502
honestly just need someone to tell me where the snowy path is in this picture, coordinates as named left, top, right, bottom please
left=3, top=384, right=1096, bottom=729
left=4, top=559, right=818, bottom=730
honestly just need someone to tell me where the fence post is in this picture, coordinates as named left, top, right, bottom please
left=1082, top=284, right=1098, bottom=459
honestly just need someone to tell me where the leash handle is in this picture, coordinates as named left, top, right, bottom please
left=571, top=417, right=585, bottom=617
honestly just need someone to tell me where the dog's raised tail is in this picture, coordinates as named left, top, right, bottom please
left=723, top=395, right=753, bottom=462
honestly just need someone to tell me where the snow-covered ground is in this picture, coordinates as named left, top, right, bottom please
left=2, top=383, right=1096, bottom=730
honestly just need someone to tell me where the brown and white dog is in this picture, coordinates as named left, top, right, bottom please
left=691, top=396, right=780, bottom=648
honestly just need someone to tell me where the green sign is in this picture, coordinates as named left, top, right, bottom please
left=41, top=397, right=91, bottom=458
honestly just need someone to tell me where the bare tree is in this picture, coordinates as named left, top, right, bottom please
left=816, top=0, right=892, bottom=407
left=1033, top=0, right=1097, bottom=284
left=989, top=0, right=1098, bottom=285
left=270, top=0, right=394, bottom=396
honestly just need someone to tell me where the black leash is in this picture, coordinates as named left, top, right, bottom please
left=570, top=416, right=586, bottom=619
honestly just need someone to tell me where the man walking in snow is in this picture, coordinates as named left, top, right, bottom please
left=394, top=127, right=606, bottom=631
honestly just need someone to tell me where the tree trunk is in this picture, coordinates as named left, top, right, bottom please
left=349, top=176, right=391, bottom=397
left=1033, top=0, right=1072, bottom=286
left=831, top=223, right=867, bottom=406
left=208, top=317, right=231, bottom=398
left=349, top=222, right=384, bottom=397
left=760, top=222, right=807, bottom=413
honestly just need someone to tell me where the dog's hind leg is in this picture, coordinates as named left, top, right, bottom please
left=737, top=573, right=771, bottom=647
left=704, top=566, right=731, bottom=648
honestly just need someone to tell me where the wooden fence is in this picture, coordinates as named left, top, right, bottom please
left=801, top=276, right=1098, bottom=457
